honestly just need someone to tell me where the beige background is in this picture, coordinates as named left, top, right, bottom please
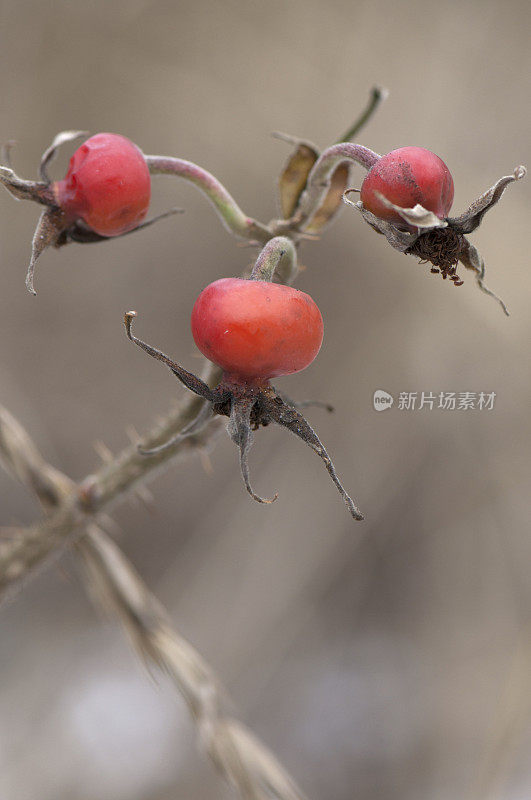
left=1, top=1, right=530, bottom=798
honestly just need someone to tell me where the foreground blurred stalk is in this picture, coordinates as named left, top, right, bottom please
left=0, top=406, right=309, bottom=800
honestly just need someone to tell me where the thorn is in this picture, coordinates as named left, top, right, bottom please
left=94, top=440, right=113, bottom=463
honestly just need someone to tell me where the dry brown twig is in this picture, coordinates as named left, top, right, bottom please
left=0, top=405, right=309, bottom=800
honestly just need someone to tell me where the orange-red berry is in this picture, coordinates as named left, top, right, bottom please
left=191, top=278, right=324, bottom=383
left=360, top=146, right=454, bottom=223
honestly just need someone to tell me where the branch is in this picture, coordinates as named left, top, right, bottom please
left=295, top=142, right=380, bottom=229
left=145, top=155, right=271, bottom=243
left=0, top=406, right=309, bottom=800
left=0, top=368, right=222, bottom=600
left=336, top=85, right=388, bottom=144
left=250, top=236, right=298, bottom=284
left=78, top=525, right=308, bottom=800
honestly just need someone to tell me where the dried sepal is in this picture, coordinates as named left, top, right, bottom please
left=374, top=192, right=448, bottom=230
left=124, top=312, right=216, bottom=402
left=227, top=396, right=278, bottom=505
left=448, top=166, right=526, bottom=234
left=26, top=208, right=66, bottom=295
left=66, top=207, right=183, bottom=244
left=275, top=132, right=319, bottom=219
left=458, top=239, right=509, bottom=316
left=265, top=396, right=363, bottom=520
left=0, top=164, right=50, bottom=204
left=343, top=191, right=415, bottom=251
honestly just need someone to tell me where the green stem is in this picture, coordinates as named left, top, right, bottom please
left=250, top=236, right=297, bottom=283
left=145, top=155, right=270, bottom=243
left=336, top=86, right=388, bottom=143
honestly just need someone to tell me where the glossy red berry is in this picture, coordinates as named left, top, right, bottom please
left=53, top=133, right=151, bottom=236
left=360, top=146, right=454, bottom=223
left=191, top=277, right=324, bottom=383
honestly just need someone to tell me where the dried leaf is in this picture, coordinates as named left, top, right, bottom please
left=448, top=165, right=526, bottom=234
left=277, top=139, right=319, bottom=219
left=305, top=162, right=350, bottom=234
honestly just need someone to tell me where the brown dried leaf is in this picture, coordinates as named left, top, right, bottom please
left=305, top=162, right=350, bottom=234
left=278, top=141, right=319, bottom=219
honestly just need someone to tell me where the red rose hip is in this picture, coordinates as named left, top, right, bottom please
left=191, top=277, right=324, bottom=382
left=360, top=146, right=454, bottom=224
left=53, top=133, right=151, bottom=236
left=124, top=236, right=362, bottom=520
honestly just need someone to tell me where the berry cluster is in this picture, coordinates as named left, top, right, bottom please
left=0, top=95, right=525, bottom=519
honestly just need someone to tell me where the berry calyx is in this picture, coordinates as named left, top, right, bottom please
left=53, top=133, right=151, bottom=236
left=360, top=146, right=454, bottom=224
left=191, top=278, right=323, bottom=383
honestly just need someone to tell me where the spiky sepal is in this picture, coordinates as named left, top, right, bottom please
left=124, top=312, right=363, bottom=521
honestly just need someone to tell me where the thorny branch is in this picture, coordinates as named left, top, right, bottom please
left=0, top=372, right=222, bottom=600
left=0, top=406, right=309, bottom=800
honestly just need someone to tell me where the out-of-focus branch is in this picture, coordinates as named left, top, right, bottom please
left=0, top=406, right=309, bottom=800
left=79, top=526, right=308, bottom=800
left=0, top=369, right=222, bottom=599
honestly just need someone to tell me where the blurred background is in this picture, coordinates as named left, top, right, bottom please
left=1, top=1, right=530, bottom=798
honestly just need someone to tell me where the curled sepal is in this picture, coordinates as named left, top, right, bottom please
left=459, top=240, right=509, bottom=316
left=26, top=208, right=66, bottom=295
left=39, top=130, right=88, bottom=182
left=0, top=164, right=50, bottom=204
left=449, top=166, right=527, bottom=234
left=266, top=397, right=363, bottom=521
left=124, top=312, right=216, bottom=401
left=343, top=191, right=416, bottom=252
left=373, top=192, right=448, bottom=230
left=227, top=397, right=278, bottom=505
